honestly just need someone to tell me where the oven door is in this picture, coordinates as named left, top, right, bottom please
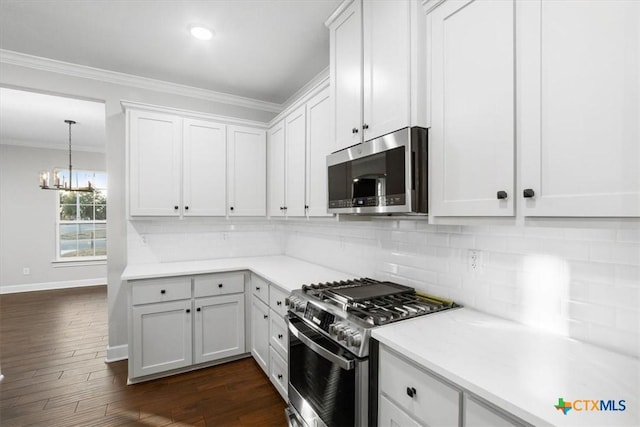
left=287, top=315, right=368, bottom=427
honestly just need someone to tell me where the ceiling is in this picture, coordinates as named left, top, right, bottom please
left=0, top=0, right=341, bottom=105
left=0, top=88, right=107, bottom=152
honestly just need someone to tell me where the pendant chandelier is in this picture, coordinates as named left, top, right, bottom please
left=39, top=120, right=94, bottom=192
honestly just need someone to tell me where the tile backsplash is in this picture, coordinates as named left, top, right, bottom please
left=127, top=216, right=640, bottom=358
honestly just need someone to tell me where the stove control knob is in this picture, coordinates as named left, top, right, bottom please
left=346, top=332, right=362, bottom=348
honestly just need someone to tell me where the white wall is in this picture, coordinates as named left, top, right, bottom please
left=284, top=218, right=640, bottom=358
left=0, top=60, right=277, bottom=360
left=0, top=144, right=107, bottom=292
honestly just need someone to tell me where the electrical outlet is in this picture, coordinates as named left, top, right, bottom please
left=467, top=250, right=482, bottom=272
left=23, top=267, right=30, bottom=275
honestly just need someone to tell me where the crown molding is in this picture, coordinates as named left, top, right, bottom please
left=0, top=49, right=282, bottom=114
left=269, top=73, right=330, bottom=127
left=279, top=67, right=329, bottom=110
left=325, top=0, right=354, bottom=28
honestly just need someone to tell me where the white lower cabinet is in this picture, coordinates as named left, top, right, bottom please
left=129, top=272, right=246, bottom=382
left=132, top=299, right=193, bottom=378
left=194, top=294, right=245, bottom=364
left=379, top=394, right=422, bottom=427
left=251, top=294, right=270, bottom=375
left=379, top=345, right=460, bottom=426
left=269, top=347, right=288, bottom=400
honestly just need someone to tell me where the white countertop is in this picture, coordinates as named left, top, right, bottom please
left=372, top=308, right=639, bottom=427
left=121, top=255, right=353, bottom=292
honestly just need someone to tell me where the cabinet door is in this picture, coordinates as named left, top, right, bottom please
left=128, top=110, right=182, bottom=216
left=268, top=120, right=286, bottom=217
left=228, top=126, right=267, bottom=216
left=285, top=106, right=307, bottom=217
left=379, top=394, right=422, bottom=427
left=269, top=347, right=288, bottom=401
left=330, top=0, right=363, bottom=151
left=429, top=0, right=515, bottom=216
left=251, top=295, right=270, bottom=375
left=131, top=300, right=192, bottom=378
left=519, top=0, right=640, bottom=217
left=182, top=119, right=226, bottom=216
left=194, top=294, right=245, bottom=364
left=306, top=87, right=333, bottom=217
left=363, top=0, right=411, bottom=141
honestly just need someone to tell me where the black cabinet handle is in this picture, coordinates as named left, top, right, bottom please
left=218, top=283, right=223, bottom=288
left=283, top=206, right=287, bottom=210
left=362, top=123, right=369, bottom=130
left=174, top=205, right=179, bottom=210
left=304, top=205, right=309, bottom=209
left=277, top=374, right=283, bottom=380
left=278, top=334, right=283, bottom=339
left=497, top=191, right=508, bottom=200
left=263, top=314, right=268, bottom=319
left=280, top=207, right=284, bottom=210
left=256, top=286, right=261, bottom=291
left=406, top=387, right=417, bottom=398
left=523, top=188, right=535, bottom=198
left=196, top=307, right=201, bottom=312
left=277, top=301, right=282, bottom=306
left=160, top=289, right=166, bottom=294
left=230, top=206, right=234, bottom=211
left=352, top=127, right=359, bottom=134
left=185, top=206, right=189, bottom=210
left=186, top=309, right=191, bottom=313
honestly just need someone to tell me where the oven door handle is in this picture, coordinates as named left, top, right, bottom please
left=288, top=319, right=355, bottom=371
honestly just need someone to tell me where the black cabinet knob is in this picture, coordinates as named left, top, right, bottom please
left=304, top=205, right=309, bottom=209
left=174, top=205, right=179, bottom=210
left=523, top=188, right=535, bottom=198
left=277, top=374, right=283, bottom=380
left=186, top=309, right=191, bottom=313
left=196, top=307, right=201, bottom=312
left=185, top=206, right=189, bottom=210
left=277, top=301, right=282, bottom=306
left=263, top=314, right=268, bottom=319
left=278, top=334, right=283, bottom=339
left=280, top=207, right=284, bottom=210
left=230, top=206, right=234, bottom=211
left=497, top=191, right=508, bottom=200
left=283, top=206, right=287, bottom=210
left=406, top=387, right=417, bottom=398
left=352, top=127, right=359, bottom=134
left=218, top=283, right=223, bottom=288
left=256, top=286, right=261, bottom=291
left=160, top=289, right=166, bottom=294
left=362, top=123, right=369, bottom=130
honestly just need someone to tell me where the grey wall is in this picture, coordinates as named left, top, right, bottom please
left=0, top=61, right=277, bottom=358
left=0, top=144, right=107, bottom=291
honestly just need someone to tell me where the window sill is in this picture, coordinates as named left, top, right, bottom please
left=52, top=259, right=107, bottom=268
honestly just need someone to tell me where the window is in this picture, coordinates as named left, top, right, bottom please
left=57, top=170, right=107, bottom=261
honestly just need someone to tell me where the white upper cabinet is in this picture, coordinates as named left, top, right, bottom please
left=268, top=120, right=286, bottom=217
left=228, top=125, right=267, bottom=217
left=284, top=106, right=307, bottom=217
left=128, top=110, right=182, bottom=216
left=182, top=118, right=226, bottom=216
left=328, top=0, right=426, bottom=152
left=306, top=87, right=333, bottom=217
left=519, top=0, right=640, bottom=217
left=428, top=0, right=515, bottom=217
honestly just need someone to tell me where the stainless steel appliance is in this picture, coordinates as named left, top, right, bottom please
left=285, top=278, right=458, bottom=427
left=327, top=127, right=427, bottom=215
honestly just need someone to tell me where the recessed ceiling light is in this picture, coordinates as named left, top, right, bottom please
left=189, top=25, right=214, bottom=41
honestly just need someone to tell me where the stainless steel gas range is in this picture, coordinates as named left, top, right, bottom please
left=285, top=278, right=459, bottom=427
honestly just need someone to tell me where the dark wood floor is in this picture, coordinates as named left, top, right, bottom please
left=0, top=286, right=287, bottom=426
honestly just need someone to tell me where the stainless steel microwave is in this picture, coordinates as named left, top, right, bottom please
left=327, top=127, right=428, bottom=215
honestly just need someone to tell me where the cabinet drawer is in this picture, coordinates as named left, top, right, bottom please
left=251, top=274, right=269, bottom=303
left=194, top=272, right=244, bottom=297
left=131, top=277, right=192, bottom=305
left=269, top=347, right=288, bottom=401
left=269, top=286, right=288, bottom=317
left=379, top=346, right=460, bottom=426
left=270, top=312, right=288, bottom=359
left=379, top=394, right=422, bottom=427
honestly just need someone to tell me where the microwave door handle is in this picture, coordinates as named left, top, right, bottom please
left=287, top=319, right=355, bottom=371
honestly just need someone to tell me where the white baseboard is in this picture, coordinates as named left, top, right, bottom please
left=106, top=344, right=128, bottom=363
left=0, top=278, right=107, bottom=294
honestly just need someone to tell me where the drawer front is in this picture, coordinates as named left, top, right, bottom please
left=131, top=277, right=192, bottom=305
left=269, top=347, right=288, bottom=401
left=379, top=346, right=460, bottom=426
left=194, top=272, right=244, bottom=297
left=270, top=312, right=288, bottom=359
left=379, top=394, right=422, bottom=427
left=269, top=286, right=288, bottom=317
left=251, top=274, right=269, bottom=303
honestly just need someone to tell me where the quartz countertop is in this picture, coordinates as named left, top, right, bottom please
left=121, top=255, right=353, bottom=292
left=372, top=307, right=639, bottom=426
